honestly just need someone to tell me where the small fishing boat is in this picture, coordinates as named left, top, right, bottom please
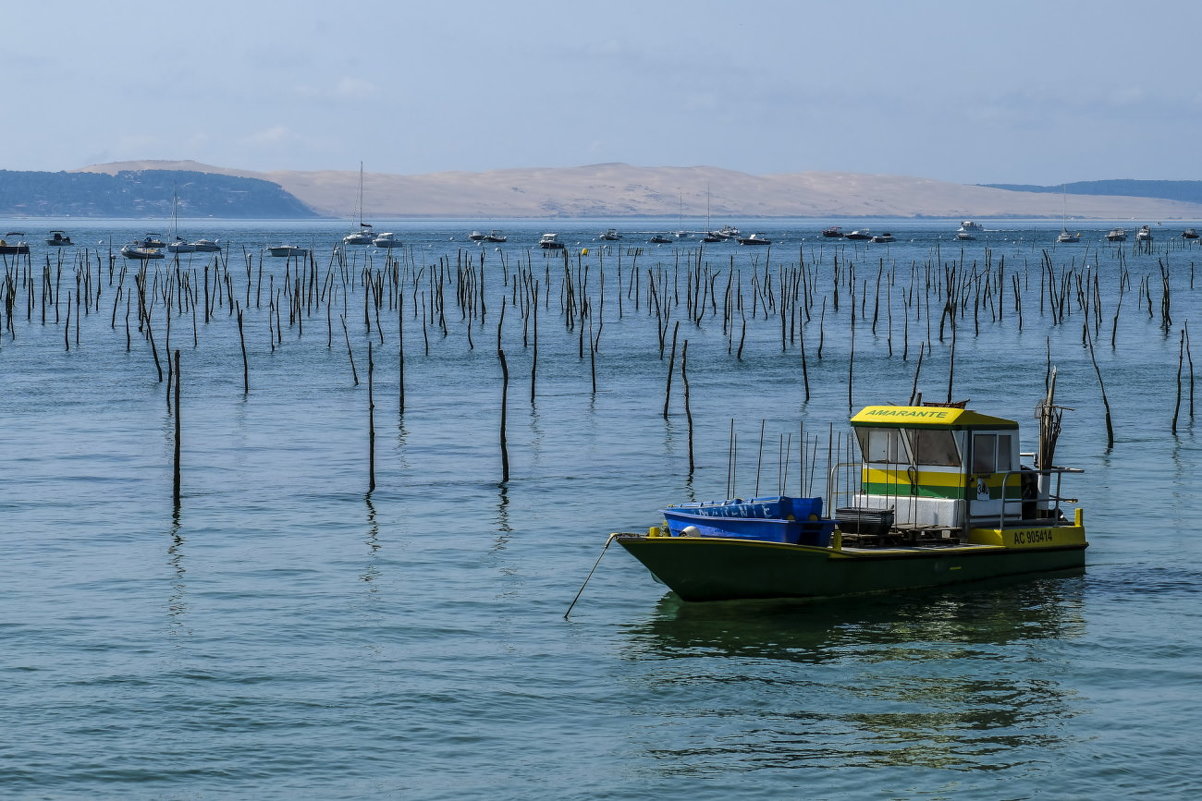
left=482, top=230, right=507, bottom=243
left=1182, top=228, right=1199, bottom=240
left=649, top=234, right=673, bottom=244
left=467, top=230, right=486, bottom=241
left=1106, top=228, right=1128, bottom=242
left=701, top=232, right=725, bottom=243
left=871, top=232, right=896, bottom=243
left=844, top=229, right=872, bottom=240
left=821, top=226, right=843, bottom=238
left=1056, top=229, right=1081, bottom=244
left=955, top=231, right=975, bottom=241
left=599, top=229, right=621, bottom=241
left=46, top=230, right=73, bottom=246
left=539, top=233, right=565, bottom=250
left=959, top=220, right=984, bottom=232
left=267, top=245, right=309, bottom=257
left=372, top=232, right=402, bottom=249
left=0, top=233, right=29, bottom=255
left=120, top=242, right=164, bottom=260
left=737, top=232, right=772, bottom=245
left=613, top=394, right=1086, bottom=603
left=189, top=239, right=222, bottom=252
left=1136, top=225, right=1153, bottom=242
left=141, top=233, right=166, bottom=249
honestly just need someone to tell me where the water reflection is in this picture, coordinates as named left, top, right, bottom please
left=361, top=493, right=380, bottom=590
left=165, top=510, right=189, bottom=637
left=617, top=572, right=1086, bottom=773
left=626, top=571, right=1086, bottom=662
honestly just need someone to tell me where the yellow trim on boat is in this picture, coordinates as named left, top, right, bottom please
left=968, top=509, right=1086, bottom=549
left=851, top=405, right=1017, bottom=429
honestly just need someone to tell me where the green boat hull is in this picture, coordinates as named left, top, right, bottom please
left=616, top=535, right=1087, bottom=602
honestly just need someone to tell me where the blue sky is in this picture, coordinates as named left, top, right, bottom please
left=7, top=0, right=1200, bottom=184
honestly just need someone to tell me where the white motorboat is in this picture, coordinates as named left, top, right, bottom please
left=737, top=233, right=772, bottom=245
left=372, top=232, right=403, bottom=249
left=1056, top=229, right=1081, bottom=244
left=267, top=245, right=309, bottom=257
left=46, top=230, right=73, bottom=246
left=539, top=233, right=565, bottom=250
left=1136, top=225, right=1153, bottom=241
left=1106, top=228, right=1127, bottom=242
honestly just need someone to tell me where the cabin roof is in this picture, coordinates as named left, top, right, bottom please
left=851, top=405, right=1018, bottom=430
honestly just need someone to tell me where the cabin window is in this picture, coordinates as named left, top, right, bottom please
left=856, top=427, right=905, bottom=463
left=971, top=433, right=1015, bottom=473
left=909, top=429, right=960, bottom=466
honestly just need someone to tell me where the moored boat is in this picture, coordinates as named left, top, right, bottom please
left=166, top=236, right=197, bottom=253
left=737, top=232, right=772, bottom=245
left=1056, top=229, right=1081, bottom=243
left=614, top=395, right=1086, bottom=603
left=0, top=234, right=29, bottom=255
left=959, top=220, right=984, bottom=232
left=483, top=230, right=507, bottom=243
left=46, top=230, right=73, bottom=246
left=1182, top=228, right=1199, bottom=240
left=267, top=245, right=309, bottom=257
left=870, top=232, right=896, bottom=243
left=539, top=233, right=565, bottom=250
left=372, top=232, right=402, bottom=249
left=1106, top=228, right=1127, bottom=242
left=121, top=243, right=164, bottom=260
left=468, top=230, right=486, bottom=241
left=821, top=226, right=843, bottom=238
left=599, top=228, right=621, bottom=241
left=190, top=239, right=222, bottom=252
left=844, top=229, right=872, bottom=240
left=343, top=224, right=375, bottom=245
left=1136, top=225, right=1152, bottom=242
left=649, top=234, right=673, bottom=244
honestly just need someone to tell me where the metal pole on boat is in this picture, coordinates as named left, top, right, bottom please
left=564, top=534, right=618, bottom=619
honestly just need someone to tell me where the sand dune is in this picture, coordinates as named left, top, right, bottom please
left=76, top=160, right=1202, bottom=220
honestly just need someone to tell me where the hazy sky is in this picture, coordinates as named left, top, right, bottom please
left=7, top=0, right=1200, bottom=184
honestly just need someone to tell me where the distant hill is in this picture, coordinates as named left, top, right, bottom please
left=0, top=169, right=318, bottom=218
left=69, top=161, right=1202, bottom=220
left=982, top=180, right=1202, bottom=206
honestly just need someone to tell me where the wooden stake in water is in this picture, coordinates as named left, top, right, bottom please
left=368, top=342, right=376, bottom=493
left=173, top=349, right=181, bottom=509
left=681, top=340, right=694, bottom=474
left=497, top=301, right=510, bottom=482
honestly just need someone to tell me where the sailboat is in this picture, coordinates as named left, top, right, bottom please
left=343, top=162, right=374, bottom=245
left=166, top=189, right=197, bottom=253
left=1056, top=185, right=1080, bottom=243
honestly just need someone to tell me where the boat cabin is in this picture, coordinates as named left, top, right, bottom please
left=840, top=404, right=1055, bottom=541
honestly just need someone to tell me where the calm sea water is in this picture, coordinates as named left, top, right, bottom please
left=3, top=218, right=1202, bottom=800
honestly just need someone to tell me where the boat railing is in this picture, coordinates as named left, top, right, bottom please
left=994, top=466, right=1083, bottom=531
